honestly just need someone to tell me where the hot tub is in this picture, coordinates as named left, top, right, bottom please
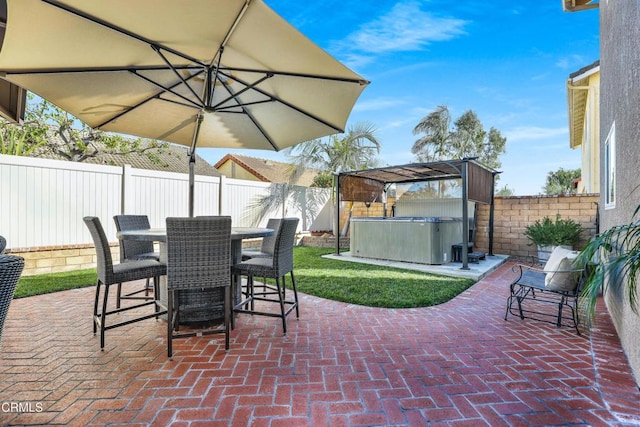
left=349, top=217, right=463, bottom=265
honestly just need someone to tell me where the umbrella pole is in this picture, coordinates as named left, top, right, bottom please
left=188, top=111, right=205, bottom=218
left=188, top=152, right=196, bottom=217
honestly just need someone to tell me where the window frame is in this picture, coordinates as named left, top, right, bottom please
left=604, top=122, right=616, bottom=210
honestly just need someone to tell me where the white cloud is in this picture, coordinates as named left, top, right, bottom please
left=385, top=117, right=418, bottom=129
left=332, top=1, right=468, bottom=68
left=353, top=97, right=406, bottom=112
left=505, top=126, right=568, bottom=143
left=555, top=54, right=588, bottom=70
left=531, top=72, right=550, bottom=81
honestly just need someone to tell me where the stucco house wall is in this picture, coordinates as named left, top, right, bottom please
left=599, top=0, right=640, bottom=386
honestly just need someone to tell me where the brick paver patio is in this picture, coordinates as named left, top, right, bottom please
left=1, top=261, right=639, bottom=426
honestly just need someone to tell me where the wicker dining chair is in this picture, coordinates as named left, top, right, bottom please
left=0, top=235, right=6, bottom=254
left=83, top=216, right=167, bottom=350
left=165, top=216, right=232, bottom=358
left=113, top=215, right=160, bottom=308
left=232, top=217, right=299, bottom=333
left=0, top=254, right=24, bottom=346
left=241, top=218, right=281, bottom=261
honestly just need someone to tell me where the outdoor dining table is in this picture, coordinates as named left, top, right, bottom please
left=116, top=226, right=274, bottom=324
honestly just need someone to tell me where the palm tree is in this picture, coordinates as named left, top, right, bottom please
left=241, top=122, right=381, bottom=232
left=411, top=105, right=452, bottom=162
left=287, top=121, right=381, bottom=176
left=288, top=121, right=380, bottom=236
left=576, top=204, right=640, bottom=323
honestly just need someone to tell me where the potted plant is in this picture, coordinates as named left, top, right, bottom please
left=524, top=214, right=583, bottom=263
left=576, top=205, right=640, bottom=322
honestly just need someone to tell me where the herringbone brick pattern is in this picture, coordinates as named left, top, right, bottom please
left=1, top=261, right=639, bottom=426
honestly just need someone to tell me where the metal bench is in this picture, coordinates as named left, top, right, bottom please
left=504, top=263, right=586, bottom=335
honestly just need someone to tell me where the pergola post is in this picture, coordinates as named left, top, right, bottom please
left=461, top=160, right=470, bottom=270
left=489, top=172, right=498, bottom=256
left=334, top=173, right=341, bottom=256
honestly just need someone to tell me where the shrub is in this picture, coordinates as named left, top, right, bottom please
left=524, top=214, right=583, bottom=247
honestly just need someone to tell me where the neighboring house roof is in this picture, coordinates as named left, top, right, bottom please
left=569, top=60, right=600, bottom=80
left=214, top=153, right=319, bottom=186
left=32, top=131, right=220, bottom=177
left=567, top=60, right=600, bottom=149
left=562, top=0, right=599, bottom=12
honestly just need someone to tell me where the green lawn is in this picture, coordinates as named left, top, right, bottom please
left=14, top=268, right=97, bottom=298
left=15, top=246, right=475, bottom=308
left=293, top=247, right=475, bottom=308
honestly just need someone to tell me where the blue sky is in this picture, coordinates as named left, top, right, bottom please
left=199, top=0, right=600, bottom=195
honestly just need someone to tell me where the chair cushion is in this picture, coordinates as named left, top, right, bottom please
left=232, top=257, right=275, bottom=277
left=128, top=251, right=160, bottom=261
left=543, top=247, right=579, bottom=291
left=241, top=249, right=272, bottom=261
left=112, top=259, right=166, bottom=284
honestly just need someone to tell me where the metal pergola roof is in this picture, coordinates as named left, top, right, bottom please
left=338, top=159, right=474, bottom=184
left=334, top=158, right=500, bottom=269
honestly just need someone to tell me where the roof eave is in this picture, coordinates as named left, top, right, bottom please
left=562, top=0, right=599, bottom=12
left=567, top=64, right=599, bottom=149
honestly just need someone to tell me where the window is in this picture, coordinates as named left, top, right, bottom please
left=604, top=122, right=616, bottom=209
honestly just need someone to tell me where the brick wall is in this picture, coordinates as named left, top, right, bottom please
left=349, top=199, right=393, bottom=218
left=475, top=194, right=599, bottom=259
left=300, top=235, right=350, bottom=249
left=7, top=244, right=119, bottom=276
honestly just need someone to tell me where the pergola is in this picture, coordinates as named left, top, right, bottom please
left=334, top=158, right=500, bottom=270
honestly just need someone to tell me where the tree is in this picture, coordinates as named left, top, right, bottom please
left=496, top=185, right=515, bottom=196
left=242, top=122, right=381, bottom=230
left=0, top=119, right=46, bottom=156
left=286, top=121, right=381, bottom=177
left=411, top=105, right=506, bottom=171
left=311, top=172, right=334, bottom=188
left=542, top=168, right=581, bottom=195
left=0, top=95, right=170, bottom=163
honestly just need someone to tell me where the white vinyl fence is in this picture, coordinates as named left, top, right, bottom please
left=0, top=154, right=331, bottom=249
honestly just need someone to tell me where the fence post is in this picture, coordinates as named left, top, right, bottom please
left=121, top=164, right=133, bottom=214
left=218, top=175, right=226, bottom=215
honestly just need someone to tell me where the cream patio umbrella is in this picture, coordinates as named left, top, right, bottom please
left=0, top=0, right=368, bottom=215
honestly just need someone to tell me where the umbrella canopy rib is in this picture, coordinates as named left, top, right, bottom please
left=211, top=72, right=272, bottom=111
left=129, top=70, right=204, bottom=109
left=216, top=0, right=252, bottom=61
left=92, top=71, right=203, bottom=129
left=226, top=71, right=345, bottom=133
left=3, top=66, right=369, bottom=85
left=41, top=0, right=205, bottom=66
left=222, top=67, right=369, bottom=85
left=217, top=80, right=278, bottom=150
left=152, top=45, right=204, bottom=104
